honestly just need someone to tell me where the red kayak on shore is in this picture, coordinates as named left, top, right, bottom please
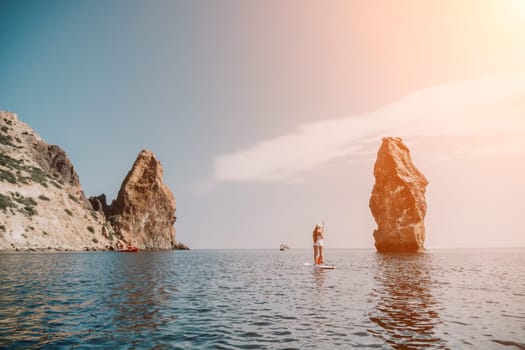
left=119, top=245, right=138, bottom=252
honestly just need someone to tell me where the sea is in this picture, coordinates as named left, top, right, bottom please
left=0, top=249, right=524, bottom=349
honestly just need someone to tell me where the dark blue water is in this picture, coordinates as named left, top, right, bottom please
left=1, top=249, right=524, bottom=349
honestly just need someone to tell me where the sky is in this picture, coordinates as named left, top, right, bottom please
left=1, top=0, right=524, bottom=249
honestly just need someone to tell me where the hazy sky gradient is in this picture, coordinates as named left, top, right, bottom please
left=211, top=72, right=525, bottom=183
left=1, top=0, right=524, bottom=248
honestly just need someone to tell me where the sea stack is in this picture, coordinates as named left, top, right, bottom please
left=100, top=150, right=187, bottom=250
left=369, top=137, right=428, bottom=252
left=0, top=110, right=187, bottom=252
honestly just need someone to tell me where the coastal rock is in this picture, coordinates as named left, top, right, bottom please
left=0, top=111, right=111, bottom=251
left=32, top=143, right=80, bottom=187
left=369, top=137, right=428, bottom=252
left=89, top=194, right=109, bottom=213
left=0, top=111, right=186, bottom=252
left=105, top=150, right=181, bottom=250
left=173, top=241, right=189, bottom=250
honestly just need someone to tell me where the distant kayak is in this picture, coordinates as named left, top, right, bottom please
left=119, top=245, right=138, bottom=252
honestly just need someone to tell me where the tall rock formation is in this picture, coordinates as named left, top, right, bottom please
left=369, top=137, right=428, bottom=252
left=0, top=111, right=110, bottom=251
left=95, top=150, right=186, bottom=250
left=0, top=110, right=187, bottom=251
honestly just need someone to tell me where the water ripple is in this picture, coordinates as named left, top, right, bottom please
left=0, top=249, right=524, bottom=349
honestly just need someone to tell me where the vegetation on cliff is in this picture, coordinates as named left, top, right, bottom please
left=0, top=110, right=186, bottom=251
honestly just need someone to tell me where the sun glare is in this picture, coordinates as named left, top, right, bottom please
left=504, top=0, right=525, bottom=20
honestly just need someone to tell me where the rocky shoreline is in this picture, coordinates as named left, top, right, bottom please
left=2, top=111, right=429, bottom=254
left=1, top=245, right=189, bottom=253
left=0, top=110, right=188, bottom=252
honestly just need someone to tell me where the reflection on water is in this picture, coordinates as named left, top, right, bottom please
left=1, top=249, right=523, bottom=349
left=311, top=268, right=327, bottom=288
left=106, top=254, right=171, bottom=335
left=102, top=252, right=186, bottom=347
left=369, top=253, right=446, bottom=349
left=0, top=252, right=182, bottom=348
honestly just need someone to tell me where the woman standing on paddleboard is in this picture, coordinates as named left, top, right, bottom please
left=312, top=224, right=325, bottom=265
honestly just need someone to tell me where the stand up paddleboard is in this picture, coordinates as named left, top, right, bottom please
left=304, top=262, right=336, bottom=270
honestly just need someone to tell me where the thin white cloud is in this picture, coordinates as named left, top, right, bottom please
left=212, top=72, right=525, bottom=183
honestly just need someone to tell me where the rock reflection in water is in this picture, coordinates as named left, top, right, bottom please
left=105, top=253, right=176, bottom=336
left=368, top=253, right=446, bottom=349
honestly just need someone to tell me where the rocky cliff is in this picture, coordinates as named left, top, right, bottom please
left=0, top=110, right=187, bottom=251
left=91, top=150, right=187, bottom=250
left=0, top=111, right=110, bottom=251
left=369, top=137, right=428, bottom=252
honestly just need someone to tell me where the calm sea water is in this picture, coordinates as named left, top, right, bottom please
left=0, top=249, right=524, bottom=349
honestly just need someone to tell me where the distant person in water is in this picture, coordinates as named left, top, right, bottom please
left=313, top=224, right=325, bottom=265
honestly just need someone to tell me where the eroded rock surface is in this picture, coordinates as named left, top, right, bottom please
left=0, top=111, right=110, bottom=251
left=32, top=143, right=80, bottom=187
left=105, top=150, right=183, bottom=250
left=0, top=110, right=187, bottom=252
left=369, top=137, right=428, bottom=252
left=89, top=194, right=109, bottom=213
